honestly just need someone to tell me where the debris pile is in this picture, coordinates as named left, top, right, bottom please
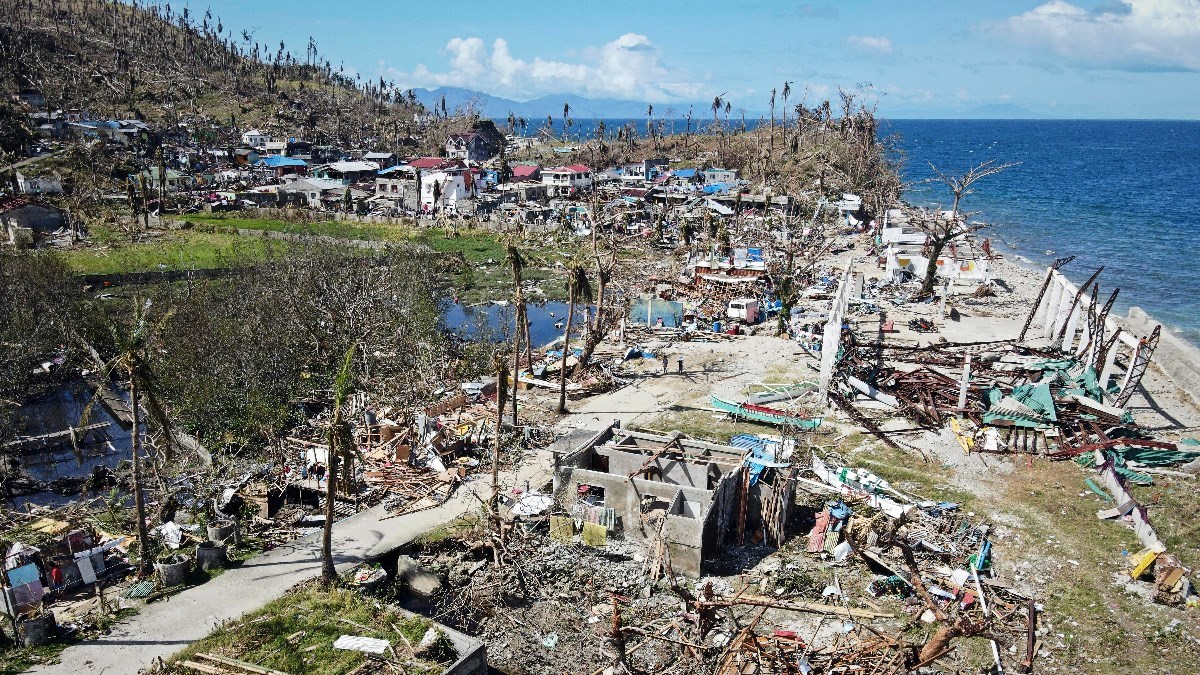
left=828, top=262, right=1198, bottom=609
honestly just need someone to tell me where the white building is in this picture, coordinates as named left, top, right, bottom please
left=541, top=165, right=593, bottom=197
left=241, top=129, right=270, bottom=147
left=277, top=177, right=346, bottom=208
left=421, top=171, right=474, bottom=212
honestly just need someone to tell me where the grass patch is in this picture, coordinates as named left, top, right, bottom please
left=410, top=227, right=507, bottom=264
left=166, top=584, right=451, bottom=675
left=182, top=215, right=409, bottom=242
left=640, top=406, right=782, bottom=444
left=64, top=229, right=282, bottom=275
left=989, top=459, right=1200, bottom=674
left=846, top=440, right=979, bottom=508
left=69, top=218, right=584, bottom=302
left=413, top=515, right=480, bottom=548
left=1133, top=475, right=1200, bottom=557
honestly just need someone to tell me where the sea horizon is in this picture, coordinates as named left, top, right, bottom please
left=502, top=117, right=1199, bottom=348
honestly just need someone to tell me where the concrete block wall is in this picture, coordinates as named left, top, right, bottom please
left=599, top=446, right=722, bottom=490
left=1120, top=307, right=1200, bottom=405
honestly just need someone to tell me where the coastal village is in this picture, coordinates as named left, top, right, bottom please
left=2, top=2, right=1199, bottom=675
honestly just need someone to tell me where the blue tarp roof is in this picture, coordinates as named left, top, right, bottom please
left=257, top=155, right=307, bottom=167
left=731, top=434, right=787, bottom=486
left=673, top=168, right=698, bottom=178
left=702, top=182, right=732, bottom=194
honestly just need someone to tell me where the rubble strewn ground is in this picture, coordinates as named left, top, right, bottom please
left=3, top=7, right=1198, bottom=666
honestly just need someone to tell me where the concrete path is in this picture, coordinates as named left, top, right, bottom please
left=31, top=458, right=551, bottom=675
left=32, top=336, right=772, bottom=674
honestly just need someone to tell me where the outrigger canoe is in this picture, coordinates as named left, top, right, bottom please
left=711, top=395, right=823, bottom=430
left=742, top=381, right=817, bottom=406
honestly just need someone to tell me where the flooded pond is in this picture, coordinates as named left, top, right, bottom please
left=4, top=379, right=134, bottom=510
left=443, top=300, right=588, bottom=347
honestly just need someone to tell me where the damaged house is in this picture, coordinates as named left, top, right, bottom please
left=1, top=197, right=67, bottom=247
left=553, top=424, right=797, bottom=576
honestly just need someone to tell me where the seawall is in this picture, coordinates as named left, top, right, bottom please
left=1119, top=306, right=1200, bottom=406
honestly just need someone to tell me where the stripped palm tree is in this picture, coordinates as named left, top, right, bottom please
left=558, top=261, right=592, bottom=414
left=505, top=240, right=530, bottom=425
left=321, top=343, right=357, bottom=584
left=645, top=104, right=654, bottom=151
left=81, top=298, right=176, bottom=577
left=781, top=81, right=792, bottom=129
left=576, top=211, right=618, bottom=374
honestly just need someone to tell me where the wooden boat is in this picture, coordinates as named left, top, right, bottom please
left=711, top=395, right=822, bottom=429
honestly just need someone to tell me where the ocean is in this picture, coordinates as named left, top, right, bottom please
left=520, top=118, right=1200, bottom=347
left=888, top=119, right=1200, bottom=347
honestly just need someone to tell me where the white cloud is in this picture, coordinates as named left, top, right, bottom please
left=990, top=0, right=1200, bottom=71
left=382, top=34, right=703, bottom=102
left=845, top=36, right=893, bottom=55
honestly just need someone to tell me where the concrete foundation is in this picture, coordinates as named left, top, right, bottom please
left=554, top=425, right=794, bottom=576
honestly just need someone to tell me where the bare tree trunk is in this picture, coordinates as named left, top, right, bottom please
left=558, top=289, right=577, bottom=414
left=575, top=275, right=607, bottom=373
left=491, top=359, right=508, bottom=518
left=129, top=379, right=152, bottom=577
left=511, top=303, right=522, bottom=426
left=918, top=622, right=964, bottom=664
left=920, top=237, right=950, bottom=298
left=321, top=440, right=339, bottom=583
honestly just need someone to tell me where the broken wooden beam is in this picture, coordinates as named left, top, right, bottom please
left=695, top=593, right=895, bottom=619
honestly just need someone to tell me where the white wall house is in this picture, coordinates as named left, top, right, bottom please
left=421, top=171, right=474, bottom=211
left=541, top=165, right=593, bottom=196
left=277, top=177, right=346, bottom=207
left=241, top=129, right=271, bottom=147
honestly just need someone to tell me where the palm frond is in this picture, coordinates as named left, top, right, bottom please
left=332, top=343, right=357, bottom=411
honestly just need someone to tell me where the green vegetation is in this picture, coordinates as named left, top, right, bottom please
left=167, top=585, right=450, bottom=675
left=65, top=230, right=280, bottom=275
left=1136, top=475, right=1200, bottom=555
left=991, top=459, right=1197, bottom=674
left=410, top=227, right=507, bottom=262
left=846, top=440, right=979, bottom=509
left=64, top=219, right=579, bottom=301
left=182, top=215, right=409, bottom=243
left=413, top=514, right=481, bottom=548
left=642, top=404, right=783, bottom=444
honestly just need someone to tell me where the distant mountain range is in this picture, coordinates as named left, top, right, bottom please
left=408, top=87, right=701, bottom=120
left=408, top=87, right=1047, bottom=121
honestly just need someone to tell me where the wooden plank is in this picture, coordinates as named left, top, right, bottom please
left=1, top=423, right=110, bottom=448
left=194, top=653, right=292, bottom=675
left=180, top=661, right=226, bottom=675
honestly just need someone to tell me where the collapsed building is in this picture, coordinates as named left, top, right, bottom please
left=552, top=424, right=797, bottom=576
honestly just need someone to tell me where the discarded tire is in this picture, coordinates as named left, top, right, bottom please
left=195, top=541, right=228, bottom=571
left=16, top=612, right=56, bottom=647
left=155, top=555, right=191, bottom=586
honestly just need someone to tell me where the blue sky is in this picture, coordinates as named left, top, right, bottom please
left=185, top=0, right=1200, bottom=118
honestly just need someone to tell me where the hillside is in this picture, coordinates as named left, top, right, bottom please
left=0, top=0, right=424, bottom=149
